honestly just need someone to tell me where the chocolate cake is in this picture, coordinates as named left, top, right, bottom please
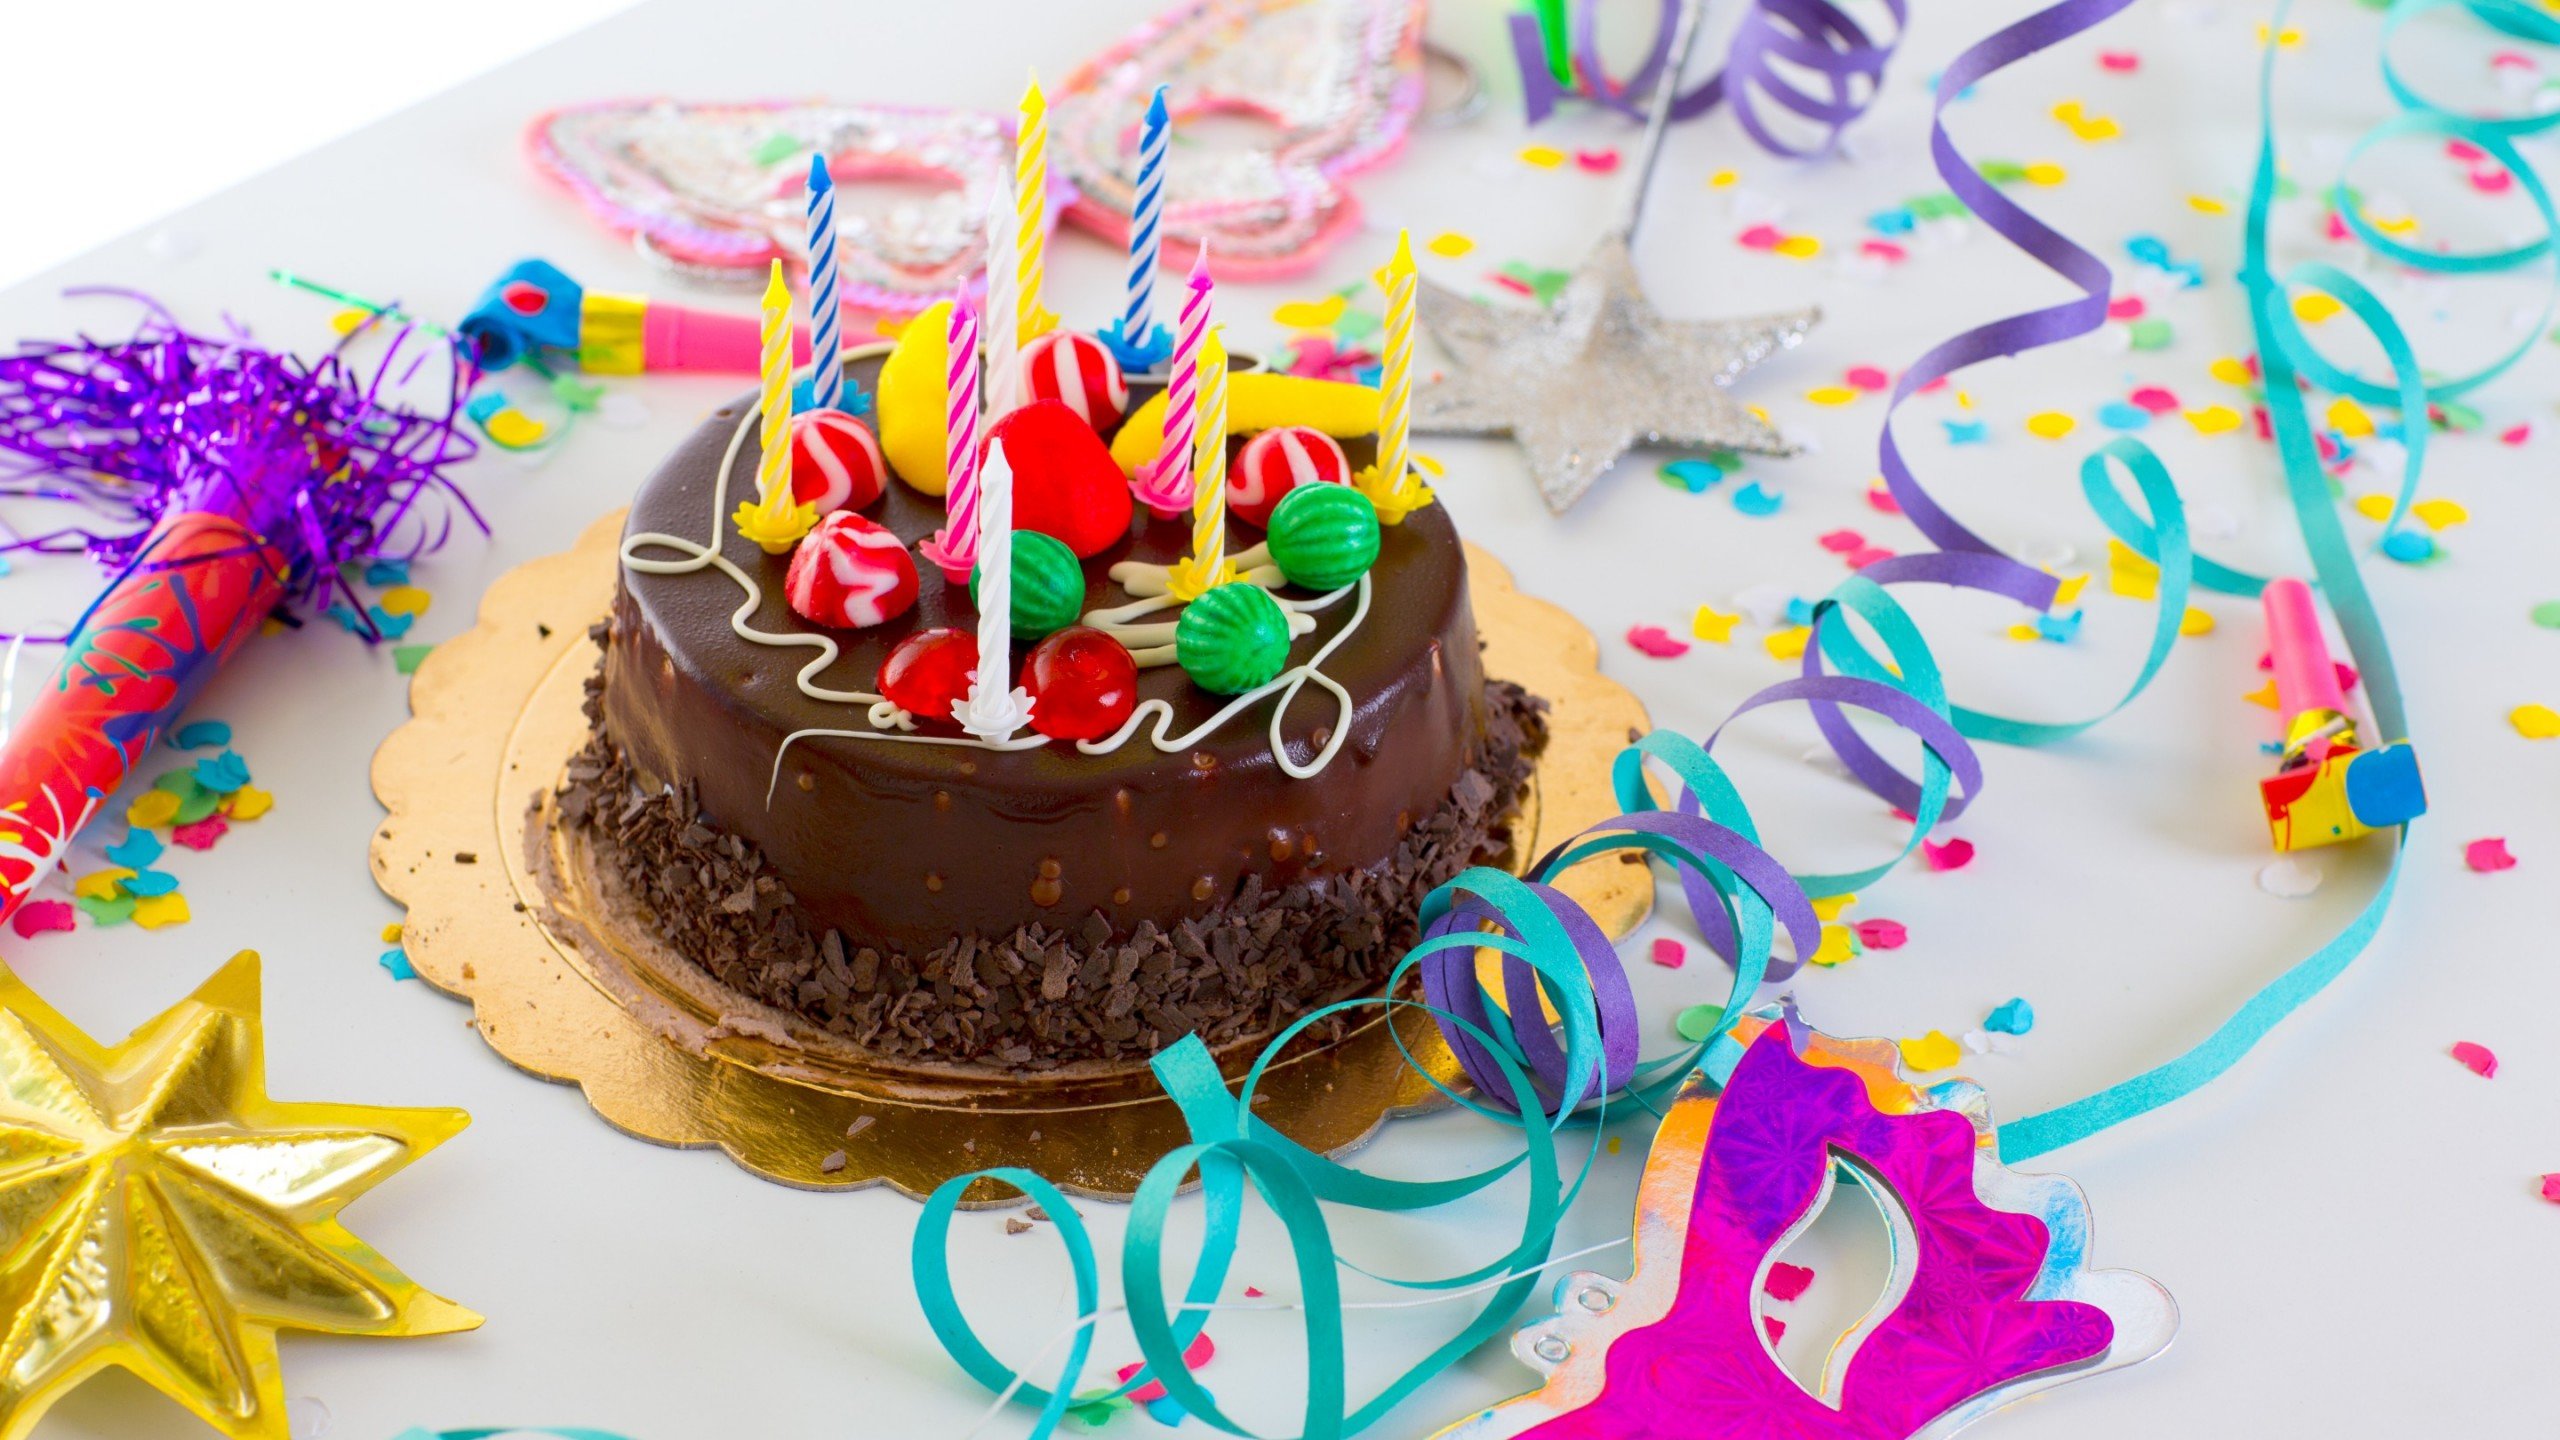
left=565, top=347, right=1542, bottom=1071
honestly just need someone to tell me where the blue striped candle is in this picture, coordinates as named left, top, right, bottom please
left=1119, top=86, right=1170, bottom=346
left=805, top=154, right=844, bottom=413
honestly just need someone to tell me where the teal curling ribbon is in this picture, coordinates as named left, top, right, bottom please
left=917, top=0, right=2546, bottom=1427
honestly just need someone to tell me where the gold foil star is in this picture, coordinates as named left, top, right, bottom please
left=0, top=951, right=476, bottom=1439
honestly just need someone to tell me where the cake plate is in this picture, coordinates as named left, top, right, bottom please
left=372, top=508, right=1651, bottom=1202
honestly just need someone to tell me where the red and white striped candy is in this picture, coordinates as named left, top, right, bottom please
left=789, top=409, right=888, bottom=516
left=1229, top=425, right=1350, bottom=530
left=785, top=512, right=919, bottom=630
left=1014, top=330, right=1129, bottom=431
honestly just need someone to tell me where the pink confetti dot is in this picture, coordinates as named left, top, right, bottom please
left=2324, top=211, right=2351, bottom=241
left=1762, top=1315, right=1787, bottom=1344
left=8, top=900, right=75, bottom=939
left=1817, top=529, right=1866, bottom=554
left=2446, top=138, right=2486, bottom=162
left=1843, top=365, right=1891, bottom=392
left=2466, top=837, right=2517, bottom=872
left=2541, top=1174, right=2560, bottom=1204
left=2106, top=295, right=2146, bottom=321
left=2500, top=423, right=2531, bottom=446
left=1764, top=1262, right=1816, bottom=1301
left=1649, top=937, right=1687, bottom=969
left=1922, top=837, right=1976, bottom=871
left=1626, top=624, right=1690, bottom=659
left=2451, top=1041, right=2499, bottom=1079
left=1117, top=1331, right=1215, bottom=1403
left=171, top=814, right=230, bottom=851
left=2098, top=49, right=2139, bottom=72
left=1573, top=148, right=1621, bottom=173
left=1738, top=223, right=1787, bottom=251
left=2470, top=166, right=2514, bottom=195
left=2128, top=385, right=2181, bottom=414
left=1853, top=919, right=1908, bottom=949
left=1859, top=239, right=1908, bottom=263
left=1489, top=272, right=1537, bottom=298
left=1865, top=484, right=1902, bottom=515
left=1846, top=545, right=1895, bottom=569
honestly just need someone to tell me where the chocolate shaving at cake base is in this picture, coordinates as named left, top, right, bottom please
left=560, top=624, right=1547, bottom=1070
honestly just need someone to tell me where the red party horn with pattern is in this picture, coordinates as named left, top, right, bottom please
left=0, top=301, right=478, bottom=922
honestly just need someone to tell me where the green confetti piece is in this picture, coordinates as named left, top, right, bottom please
left=153, top=769, right=206, bottom=803
left=751, top=132, right=800, bottom=167
left=550, top=374, right=606, bottom=413
left=174, top=788, right=223, bottom=825
left=74, top=893, right=135, bottom=927
left=2434, top=400, right=2483, bottom=432
left=1332, top=307, right=1383, bottom=343
left=394, top=643, right=436, bottom=675
left=1907, top=192, right=1969, bottom=219
left=2531, top=600, right=2560, bottom=629
left=2126, top=317, right=2175, bottom=351
left=1674, top=1002, right=1726, bottom=1042
left=1979, top=159, right=2029, bottom=184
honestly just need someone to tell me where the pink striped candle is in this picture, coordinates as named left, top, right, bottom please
left=1134, top=247, right=1213, bottom=519
left=921, top=295, right=983, bottom=581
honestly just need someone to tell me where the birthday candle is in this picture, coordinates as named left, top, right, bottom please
left=1136, top=248, right=1213, bottom=515
left=1014, top=75, right=1051, bottom=350
left=983, top=177, right=1022, bottom=416
left=1120, top=85, right=1170, bottom=345
left=732, top=260, right=815, bottom=552
left=925, top=295, right=983, bottom=580
left=1186, top=328, right=1232, bottom=591
left=958, top=437, right=1031, bottom=740
left=805, top=155, right=843, bottom=413
left=1370, top=229, right=1418, bottom=509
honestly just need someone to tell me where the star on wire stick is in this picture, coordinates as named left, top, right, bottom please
left=1412, top=0, right=1816, bottom=514
left=0, top=952, right=476, bottom=1440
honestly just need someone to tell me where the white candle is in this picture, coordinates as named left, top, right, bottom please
left=957, top=436, right=1034, bottom=740
left=981, top=177, right=1021, bottom=417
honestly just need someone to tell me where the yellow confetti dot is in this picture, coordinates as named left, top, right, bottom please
left=376, top=584, right=432, bottom=618
left=1805, top=386, right=1860, bottom=407
left=2187, top=194, right=2229, bottom=215
left=1271, top=295, right=1346, bottom=330
left=1810, top=893, right=1857, bottom=922
left=132, top=893, right=190, bottom=930
left=328, top=307, right=374, bottom=337
left=2367, top=212, right=2420, bottom=236
left=2256, top=22, right=2304, bottom=47
left=1708, top=169, right=1739, bottom=188
left=872, top=315, right=908, bottom=338
left=2511, top=703, right=2560, bottom=739
left=2025, top=411, right=2077, bottom=439
left=126, top=790, right=182, bottom=829
left=223, top=786, right=274, bottom=822
left=2006, top=622, right=2043, bottom=642
left=1899, top=1030, right=1963, bottom=1072
left=380, top=923, right=404, bottom=944
left=1954, top=389, right=1974, bottom=409
left=73, top=869, right=135, bottom=901
left=2208, top=356, right=2254, bottom=386
left=2181, top=607, right=2217, bottom=636
left=2291, top=292, right=2343, bottom=324
left=1808, top=924, right=1856, bottom=967
left=1773, top=234, right=1822, bottom=259
left=1691, top=606, right=1741, bottom=643
left=483, top=409, right=548, bottom=449
left=2244, top=680, right=2281, bottom=710
left=2052, top=572, right=2091, bottom=604
left=1606, top=1134, right=1622, bottom=1155
left=2184, top=405, right=2244, bottom=435
left=2106, top=538, right=2160, bottom=601
left=2352, top=493, right=2396, bottom=522
left=2410, top=498, right=2469, bottom=530
left=1764, top=626, right=1811, bottom=660
left=2022, top=162, right=2069, bottom=186
left=1424, top=232, right=1474, bottom=259
left=2326, top=397, right=2373, bottom=437
left=1518, top=145, right=1567, bottom=169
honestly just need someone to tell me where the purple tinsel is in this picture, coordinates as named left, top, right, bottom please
left=0, top=291, right=483, bottom=643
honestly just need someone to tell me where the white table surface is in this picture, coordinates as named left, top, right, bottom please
left=4, top=2, right=2554, bottom=1437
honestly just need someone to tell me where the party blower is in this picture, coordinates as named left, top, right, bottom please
left=458, top=257, right=816, bottom=375
left=2256, top=576, right=2424, bottom=851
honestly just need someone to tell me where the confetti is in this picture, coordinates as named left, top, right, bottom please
left=1271, top=296, right=1346, bottom=329
left=1942, top=419, right=1990, bottom=445
left=2026, top=411, right=2077, bottom=439
left=2450, top=1041, right=2499, bottom=1079
left=172, top=720, right=231, bottom=749
left=1763, top=1263, right=1816, bottom=1302
left=74, top=894, right=135, bottom=927
left=224, top=785, right=275, bottom=821
left=2380, top=530, right=2436, bottom=563
left=1806, top=385, right=1862, bottom=406
left=1691, top=606, right=1741, bottom=643
left=2185, top=405, right=2244, bottom=435
left=131, top=893, right=190, bottom=930
left=1626, top=625, right=1690, bottom=659
left=2128, top=385, right=2180, bottom=413
left=2126, top=317, right=2174, bottom=350
left=1853, top=919, right=1907, bottom=949
left=2466, top=837, right=2517, bottom=872
left=1517, top=145, right=1566, bottom=169
left=1732, top=480, right=1784, bottom=516
left=2541, top=1175, right=2560, bottom=1204
left=171, top=815, right=228, bottom=851
left=2050, top=99, right=2120, bottom=142
left=2098, top=49, right=2140, bottom=72
left=2409, top=498, right=2469, bottom=530
left=8, top=901, right=74, bottom=939
left=193, top=751, right=252, bottom=794
left=1425, top=232, right=1475, bottom=259
left=1649, top=938, right=1687, bottom=969
left=1572, top=149, right=1621, bottom=173
left=1808, top=925, right=1855, bottom=967
left=1660, top=456, right=1726, bottom=492
left=1899, top=1031, right=1962, bottom=1072
left=1843, top=365, right=1891, bottom=391
left=1763, top=626, right=1811, bottom=660
left=377, top=584, right=433, bottom=618
left=2532, top=601, right=2560, bottom=629
left=2291, top=292, right=2343, bottom=324
left=394, top=642, right=436, bottom=674
left=1921, top=837, right=1975, bottom=871
left=2181, top=607, right=2216, bottom=636
left=2096, top=401, right=2151, bottom=431
left=379, top=946, right=417, bottom=981
left=1986, top=998, right=2036, bottom=1035
left=103, top=829, right=163, bottom=870
left=2257, top=856, right=2324, bottom=898
left=121, top=869, right=180, bottom=898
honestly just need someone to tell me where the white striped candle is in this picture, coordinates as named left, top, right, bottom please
left=1119, top=85, right=1170, bottom=344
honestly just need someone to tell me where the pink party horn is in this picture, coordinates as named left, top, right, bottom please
left=2255, top=577, right=2425, bottom=851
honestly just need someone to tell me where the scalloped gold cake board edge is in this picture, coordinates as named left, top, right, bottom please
left=370, top=507, right=1651, bottom=1203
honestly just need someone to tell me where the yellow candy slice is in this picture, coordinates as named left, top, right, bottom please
left=1110, top=373, right=1381, bottom=478
left=877, top=300, right=955, bottom=497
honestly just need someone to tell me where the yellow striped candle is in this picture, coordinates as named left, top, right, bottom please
left=1013, top=76, right=1059, bottom=348
left=1366, top=230, right=1425, bottom=521
left=1170, top=328, right=1232, bottom=600
left=732, top=260, right=816, bottom=553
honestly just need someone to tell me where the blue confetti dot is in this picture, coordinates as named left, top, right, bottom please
left=173, top=720, right=231, bottom=750
left=1867, top=208, right=1916, bottom=236
left=104, top=828, right=164, bottom=869
left=369, top=605, right=417, bottom=640
left=1659, top=458, right=1725, bottom=493
left=2380, top=529, right=2436, bottom=563
left=362, top=558, right=411, bottom=587
left=2034, top=610, right=2083, bottom=643
left=121, top=868, right=181, bottom=897
left=379, top=947, right=417, bottom=981
left=2096, top=401, right=2151, bottom=431
left=193, top=752, right=252, bottom=795
left=1942, top=419, right=1990, bottom=446
left=1784, top=597, right=1818, bottom=627
left=1986, top=997, right=2036, bottom=1035
left=1732, top=480, right=1784, bottom=516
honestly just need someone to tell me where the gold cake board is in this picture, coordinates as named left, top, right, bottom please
left=371, top=509, right=1649, bottom=1202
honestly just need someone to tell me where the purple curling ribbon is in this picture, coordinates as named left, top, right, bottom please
left=1510, top=0, right=1906, bottom=158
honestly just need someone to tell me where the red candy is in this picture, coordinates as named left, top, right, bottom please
left=785, top=511, right=919, bottom=629
left=1023, top=625, right=1139, bottom=741
left=1230, top=425, right=1349, bottom=530
left=877, top=627, right=979, bottom=727
left=982, top=400, right=1135, bottom=559
left=789, top=409, right=887, bottom=516
left=1014, top=330, right=1129, bottom=431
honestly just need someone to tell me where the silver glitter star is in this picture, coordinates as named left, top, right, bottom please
left=1409, top=0, right=1816, bottom=514
left=1413, top=231, right=1816, bottom=513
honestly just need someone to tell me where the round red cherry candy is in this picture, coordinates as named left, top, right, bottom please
left=1230, top=425, right=1350, bottom=530
left=877, top=627, right=979, bottom=728
left=1023, top=626, right=1139, bottom=742
left=785, top=511, right=918, bottom=629
left=979, top=400, right=1134, bottom=558
left=789, top=409, right=887, bottom=515
left=1014, top=330, right=1130, bottom=431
